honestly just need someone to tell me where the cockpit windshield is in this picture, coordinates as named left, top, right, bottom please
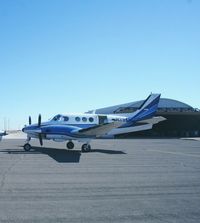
left=52, top=114, right=62, bottom=121
left=50, top=114, right=69, bottom=122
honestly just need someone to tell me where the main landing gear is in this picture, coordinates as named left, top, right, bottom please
left=66, top=141, right=91, bottom=152
left=66, top=141, right=74, bottom=150
left=81, top=144, right=91, bottom=153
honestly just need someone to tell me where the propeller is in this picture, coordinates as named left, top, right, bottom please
left=38, top=133, right=43, bottom=146
left=26, top=114, right=43, bottom=146
left=29, top=116, right=32, bottom=125
left=38, top=114, right=41, bottom=127
left=38, top=114, right=43, bottom=146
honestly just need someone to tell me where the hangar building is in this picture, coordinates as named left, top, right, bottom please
left=90, top=98, right=200, bottom=138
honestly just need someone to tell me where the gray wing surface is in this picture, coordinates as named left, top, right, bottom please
left=75, top=122, right=123, bottom=137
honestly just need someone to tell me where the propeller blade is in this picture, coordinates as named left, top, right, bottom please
left=38, top=133, right=43, bottom=146
left=38, top=114, right=41, bottom=127
left=29, top=116, right=32, bottom=125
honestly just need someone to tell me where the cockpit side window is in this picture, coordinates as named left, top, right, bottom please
left=63, top=116, right=69, bottom=121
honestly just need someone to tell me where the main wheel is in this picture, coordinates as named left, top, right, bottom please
left=66, top=141, right=74, bottom=149
left=81, top=144, right=91, bottom=153
left=24, top=143, right=32, bottom=151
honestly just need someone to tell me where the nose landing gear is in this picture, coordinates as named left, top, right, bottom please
left=23, top=136, right=32, bottom=151
left=23, top=143, right=32, bottom=151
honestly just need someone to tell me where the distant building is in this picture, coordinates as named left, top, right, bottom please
left=90, top=98, right=200, bottom=138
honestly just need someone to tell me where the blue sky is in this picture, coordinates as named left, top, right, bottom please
left=0, top=0, right=200, bottom=129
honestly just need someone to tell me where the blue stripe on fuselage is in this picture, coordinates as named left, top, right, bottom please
left=66, top=124, right=96, bottom=129
left=41, top=125, right=95, bottom=138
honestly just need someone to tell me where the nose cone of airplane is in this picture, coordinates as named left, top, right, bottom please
left=22, top=125, right=42, bottom=134
left=22, top=126, right=27, bottom=132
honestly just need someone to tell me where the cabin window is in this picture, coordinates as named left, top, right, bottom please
left=89, top=117, right=94, bottom=122
left=82, top=117, right=87, bottom=122
left=63, top=116, right=69, bottom=121
left=75, top=117, right=81, bottom=122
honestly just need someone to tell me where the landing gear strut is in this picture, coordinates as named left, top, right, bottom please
left=23, top=136, right=32, bottom=151
left=66, top=141, right=74, bottom=149
left=81, top=144, right=91, bottom=153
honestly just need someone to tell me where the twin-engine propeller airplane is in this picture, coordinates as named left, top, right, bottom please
left=0, top=130, right=7, bottom=141
left=22, top=94, right=165, bottom=152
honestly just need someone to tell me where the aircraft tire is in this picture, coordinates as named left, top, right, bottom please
left=24, top=143, right=32, bottom=152
left=81, top=144, right=91, bottom=153
left=66, top=141, right=74, bottom=149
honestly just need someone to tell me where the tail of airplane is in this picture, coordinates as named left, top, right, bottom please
left=126, top=93, right=161, bottom=124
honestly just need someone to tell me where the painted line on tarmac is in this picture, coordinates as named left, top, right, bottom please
left=148, top=149, right=200, bottom=158
left=181, top=138, right=200, bottom=141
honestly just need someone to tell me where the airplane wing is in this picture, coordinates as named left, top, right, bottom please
left=75, top=122, right=123, bottom=137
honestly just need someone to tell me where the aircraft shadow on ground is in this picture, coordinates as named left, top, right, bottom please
left=90, top=149, right=126, bottom=154
left=32, top=147, right=126, bottom=156
left=32, top=147, right=82, bottom=163
left=2, top=147, right=81, bottom=163
left=1, top=146, right=126, bottom=163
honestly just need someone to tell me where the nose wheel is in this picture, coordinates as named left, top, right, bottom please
left=81, top=144, right=91, bottom=153
left=23, top=143, right=32, bottom=151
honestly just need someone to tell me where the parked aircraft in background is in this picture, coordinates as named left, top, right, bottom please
left=0, top=130, right=7, bottom=141
left=22, top=94, right=165, bottom=152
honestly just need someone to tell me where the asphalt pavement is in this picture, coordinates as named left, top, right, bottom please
left=0, top=138, right=200, bottom=223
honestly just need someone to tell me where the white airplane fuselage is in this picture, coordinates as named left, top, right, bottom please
left=25, top=113, right=127, bottom=141
left=25, top=113, right=165, bottom=142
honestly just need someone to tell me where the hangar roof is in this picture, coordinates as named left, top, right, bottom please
left=89, top=98, right=194, bottom=115
left=129, top=98, right=192, bottom=109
